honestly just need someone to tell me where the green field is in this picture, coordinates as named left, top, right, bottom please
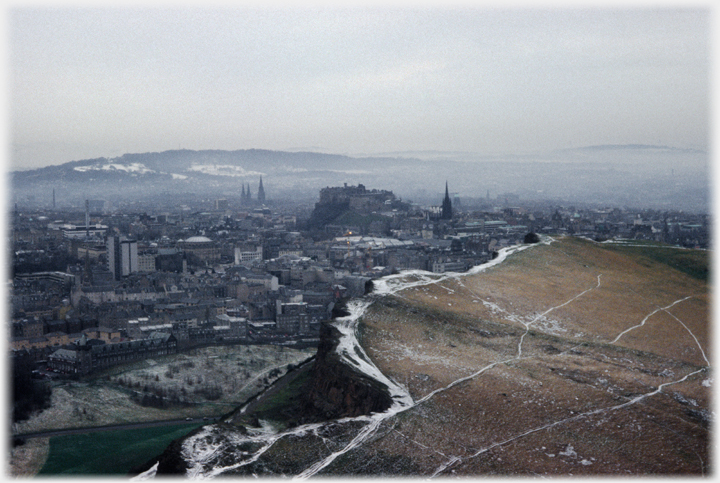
left=234, top=365, right=313, bottom=430
left=600, top=241, right=709, bottom=281
left=39, top=423, right=203, bottom=476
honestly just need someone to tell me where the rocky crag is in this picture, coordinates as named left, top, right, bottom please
left=298, top=322, right=393, bottom=421
left=132, top=320, right=392, bottom=477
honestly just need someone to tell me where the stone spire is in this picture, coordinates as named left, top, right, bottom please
left=441, top=181, right=452, bottom=220
left=258, top=176, right=266, bottom=203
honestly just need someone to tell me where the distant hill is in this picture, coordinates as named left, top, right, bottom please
left=567, top=144, right=705, bottom=154
left=10, top=149, right=430, bottom=205
left=10, top=146, right=709, bottom=213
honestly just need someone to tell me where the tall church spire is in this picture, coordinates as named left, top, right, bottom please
left=258, top=176, right=266, bottom=203
left=241, top=184, right=246, bottom=202
left=441, top=181, right=452, bottom=220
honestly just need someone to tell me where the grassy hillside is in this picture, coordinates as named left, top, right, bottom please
left=384, top=237, right=708, bottom=366
left=353, top=236, right=709, bottom=475
left=599, top=241, right=709, bottom=282
left=143, top=237, right=710, bottom=477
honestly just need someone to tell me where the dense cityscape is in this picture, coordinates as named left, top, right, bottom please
left=11, top=179, right=709, bottom=378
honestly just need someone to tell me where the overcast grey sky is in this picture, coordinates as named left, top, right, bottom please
left=9, top=6, right=710, bottom=170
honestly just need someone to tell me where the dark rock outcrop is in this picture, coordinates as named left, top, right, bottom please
left=129, top=426, right=203, bottom=476
left=524, top=232, right=541, bottom=244
left=135, top=320, right=392, bottom=477
left=299, top=322, right=393, bottom=420
left=306, top=201, right=350, bottom=229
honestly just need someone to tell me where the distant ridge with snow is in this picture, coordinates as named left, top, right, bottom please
left=10, top=146, right=708, bottom=213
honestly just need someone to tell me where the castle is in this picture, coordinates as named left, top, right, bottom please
left=317, top=183, right=395, bottom=213
left=306, top=183, right=397, bottom=231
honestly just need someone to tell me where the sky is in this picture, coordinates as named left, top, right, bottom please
left=8, top=4, right=711, bottom=170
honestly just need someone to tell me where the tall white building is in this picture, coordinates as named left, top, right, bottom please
left=107, top=236, right=138, bottom=280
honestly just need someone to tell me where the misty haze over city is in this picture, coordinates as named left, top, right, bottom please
left=10, top=7, right=709, bottom=214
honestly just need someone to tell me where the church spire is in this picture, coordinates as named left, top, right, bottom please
left=441, top=181, right=452, bottom=220
left=258, top=176, right=266, bottom=203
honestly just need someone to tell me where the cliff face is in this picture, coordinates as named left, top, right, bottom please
left=299, top=322, right=393, bottom=421
left=133, top=320, right=393, bottom=477
left=305, top=200, right=350, bottom=229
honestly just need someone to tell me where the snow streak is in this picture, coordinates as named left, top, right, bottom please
left=426, top=279, right=709, bottom=476
left=130, top=462, right=158, bottom=481
left=516, top=274, right=601, bottom=357
left=611, top=296, right=694, bottom=344
left=662, top=308, right=709, bottom=366
left=434, top=367, right=708, bottom=475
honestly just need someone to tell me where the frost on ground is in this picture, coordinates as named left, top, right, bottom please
left=352, top=237, right=709, bottom=476
left=8, top=438, right=49, bottom=477
left=10, top=344, right=315, bottom=477
left=13, top=345, right=314, bottom=435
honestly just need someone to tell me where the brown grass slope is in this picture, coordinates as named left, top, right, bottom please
left=352, top=237, right=709, bottom=476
